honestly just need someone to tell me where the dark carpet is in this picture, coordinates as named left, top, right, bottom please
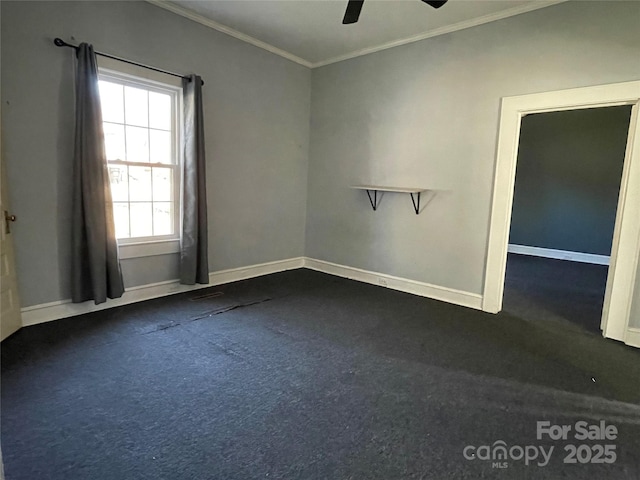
left=504, top=253, right=609, bottom=334
left=2, top=269, right=640, bottom=479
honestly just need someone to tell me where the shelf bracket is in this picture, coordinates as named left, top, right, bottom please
left=410, top=192, right=420, bottom=215
left=365, top=189, right=378, bottom=211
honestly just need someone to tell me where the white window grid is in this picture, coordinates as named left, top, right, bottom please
left=98, top=69, right=182, bottom=244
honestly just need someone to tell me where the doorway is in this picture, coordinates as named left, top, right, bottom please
left=1, top=124, right=22, bottom=341
left=483, top=81, right=640, bottom=348
left=503, top=106, right=631, bottom=334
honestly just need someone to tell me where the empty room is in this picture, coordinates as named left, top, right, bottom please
left=1, top=1, right=639, bottom=479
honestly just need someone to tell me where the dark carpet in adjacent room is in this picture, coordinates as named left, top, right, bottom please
left=503, top=253, right=609, bottom=334
left=2, top=269, right=640, bottom=479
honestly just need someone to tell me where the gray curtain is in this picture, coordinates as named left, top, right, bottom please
left=180, top=75, right=209, bottom=284
left=71, top=43, right=125, bottom=304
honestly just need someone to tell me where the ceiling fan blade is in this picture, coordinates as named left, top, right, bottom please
left=343, top=0, right=365, bottom=24
left=422, top=0, right=448, bottom=8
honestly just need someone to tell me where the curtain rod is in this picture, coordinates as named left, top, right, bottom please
left=54, top=38, right=204, bottom=85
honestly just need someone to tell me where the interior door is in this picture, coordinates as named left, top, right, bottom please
left=600, top=102, right=640, bottom=348
left=0, top=124, right=21, bottom=341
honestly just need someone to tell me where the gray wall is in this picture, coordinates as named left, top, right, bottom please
left=510, top=106, right=631, bottom=256
left=306, top=0, right=640, bottom=295
left=3, top=0, right=640, bottom=327
left=1, top=1, right=311, bottom=307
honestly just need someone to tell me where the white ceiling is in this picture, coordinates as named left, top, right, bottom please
left=153, top=0, right=565, bottom=67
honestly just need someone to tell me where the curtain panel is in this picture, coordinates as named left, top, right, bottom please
left=70, top=43, right=125, bottom=304
left=180, top=75, right=209, bottom=285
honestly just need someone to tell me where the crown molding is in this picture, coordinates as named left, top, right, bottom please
left=311, top=0, right=568, bottom=68
left=146, top=0, right=313, bottom=68
left=147, top=0, right=567, bottom=70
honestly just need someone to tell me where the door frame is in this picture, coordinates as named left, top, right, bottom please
left=482, top=80, right=640, bottom=344
left=0, top=108, right=22, bottom=341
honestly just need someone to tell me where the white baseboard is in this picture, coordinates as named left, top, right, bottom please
left=20, top=256, right=483, bottom=327
left=508, top=244, right=610, bottom=266
left=304, top=258, right=483, bottom=311
left=208, top=257, right=304, bottom=286
left=20, top=257, right=305, bottom=326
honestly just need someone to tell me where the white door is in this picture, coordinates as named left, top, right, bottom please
left=0, top=125, right=21, bottom=341
left=603, top=101, right=640, bottom=348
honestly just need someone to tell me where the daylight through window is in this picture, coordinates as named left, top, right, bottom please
left=98, top=73, right=180, bottom=241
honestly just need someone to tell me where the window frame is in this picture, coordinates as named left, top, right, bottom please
left=98, top=68, right=183, bottom=257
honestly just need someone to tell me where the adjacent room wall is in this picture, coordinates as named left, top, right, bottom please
left=1, top=1, right=311, bottom=307
left=306, top=0, right=640, bottom=295
left=509, top=106, right=631, bottom=256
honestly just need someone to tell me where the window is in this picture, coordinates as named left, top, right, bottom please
left=98, top=71, right=181, bottom=248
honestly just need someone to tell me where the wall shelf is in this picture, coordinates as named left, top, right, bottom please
left=351, top=185, right=427, bottom=215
